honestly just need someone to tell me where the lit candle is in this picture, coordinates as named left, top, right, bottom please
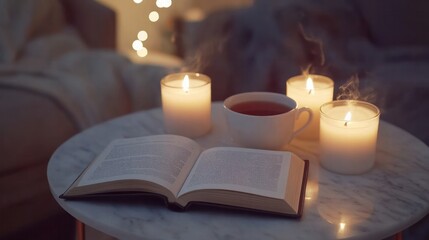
left=286, top=74, right=334, bottom=140
left=319, top=100, right=380, bottom=174
left=161, top=72, right=211, bottom=138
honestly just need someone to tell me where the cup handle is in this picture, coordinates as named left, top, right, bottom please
left=292, top=107, right=313, bottom=138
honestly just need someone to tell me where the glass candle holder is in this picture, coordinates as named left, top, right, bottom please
left=319, top=100, right=380, bottom=174
left=287, top=74, right=334, bottom=140
left=161, top=72, right=211, bottom=138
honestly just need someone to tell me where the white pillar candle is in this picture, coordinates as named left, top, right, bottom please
left=161, top=72, right=211, bottom=138
left=286, top=74, right=334, bottom=140
left=319, top=100, right=380, bottom=174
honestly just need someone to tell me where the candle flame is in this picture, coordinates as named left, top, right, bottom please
left=344, top=111, right=352, bottom=126
left=306, top=76, right=314, bottom=94
left=339, top=222, right=346, bottom=232
left=182, top=75, right=190, bottom=93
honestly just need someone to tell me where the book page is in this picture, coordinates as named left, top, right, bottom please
left=178, top=147, right=290, bottom=199
left=76, top=135, right=201, bottom=196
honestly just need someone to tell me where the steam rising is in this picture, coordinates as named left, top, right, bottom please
left=301, top=64, right=312, bottom=76
left=299, top=23, right=325, bottom=66
left=177, top=3, right=376, bottom=102
left=337, top=75, right=360, bottom=100
left=182, top=37, right=227, bottom=72
left=336, top=75, right=376, bottom=102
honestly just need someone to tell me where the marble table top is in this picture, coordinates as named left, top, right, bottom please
left=48, top=103, right=429, bottom=240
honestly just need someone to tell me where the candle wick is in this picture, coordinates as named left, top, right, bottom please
left=344, top=121, right=348, bottom=127
left=308, top=89, right=312, bottom=94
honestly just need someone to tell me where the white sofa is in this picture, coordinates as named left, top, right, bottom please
left=0, top=0, right=172, bottom=239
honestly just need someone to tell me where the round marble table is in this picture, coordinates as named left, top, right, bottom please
left=48, top=103, right=429, bottom=240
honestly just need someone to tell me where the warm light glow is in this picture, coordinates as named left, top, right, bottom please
left=306, top=76, right=314, bottom=94
left=149, top=11, right=160, bottom=22
left=344, top=111, right=352, bottom=126
left=156, top=0, right=172, bottom=8
left=132, top=40, right=143, bottom=51
left=182, top=75, right=190, bottom=93
left=184, top=8, right=205, bottom=21
left=137, top=47, right=148, bottom=57
left=305, top=184, right=313, bottom=200
left=137, top=31, right=148, bottom=41
left=339, top=222, right=346, bottom=232
left=133, top=0, right=143, bottom=4
left=345, top=112, right=352, bottom=121
left=304, top=181, right=318, bottom=201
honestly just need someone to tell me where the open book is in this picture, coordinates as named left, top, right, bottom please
left=61, top=135, right=309, bottom=218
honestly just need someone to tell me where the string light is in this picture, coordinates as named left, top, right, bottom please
left=137, top=47, right=148, bottom=57
left=149, top=11, right=160, bottom=22
left=156, top=0, right=172, bottom=8
left=132, top=40, right=143, bottom=51
left=131, top=0, right=174, bottom=57
left=137, top=30, right=148, bottom=41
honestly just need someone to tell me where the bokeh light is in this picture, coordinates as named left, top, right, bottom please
left=149, top=11, right=160, bottom=22
left=132, top=40, right=143, bottom=51
left=156, top=0, right=172, bottom=8
left=137, top=47, right=148, bottom=57
left=137, top=30, right=148, bottom=41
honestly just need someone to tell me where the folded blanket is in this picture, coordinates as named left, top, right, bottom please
left=0, top=50, right=173, bottom=130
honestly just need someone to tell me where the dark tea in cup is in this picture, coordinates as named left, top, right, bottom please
left=230, top=101, right=293, bottom=116
left=223, top=92, right=313, bottom=149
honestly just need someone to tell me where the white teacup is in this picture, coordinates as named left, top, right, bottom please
left=223, top=92, right=313, bottom=150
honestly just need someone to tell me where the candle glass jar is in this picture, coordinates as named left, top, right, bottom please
left=287, top=74, right=334, bottom=140
left=319, top=100, right=380, bottom=174
left=161, top=72, right=211, bottom=138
